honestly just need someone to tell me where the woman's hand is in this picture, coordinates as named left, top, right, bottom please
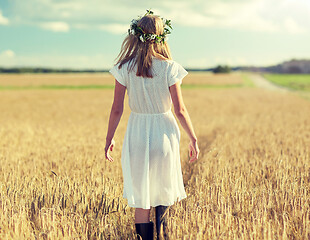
left=105, top=139, right=115, bottom=162
left=189, top=140, right=199, bottom=163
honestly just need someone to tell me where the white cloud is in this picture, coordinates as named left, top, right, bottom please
left=1, top=50, right=15, bottom=58
left=212, top=56, right=269, bottom=67
left=214, top=57, right=233, bottom=66
left=284, top=17, right=307, bottom=34
left=185, top=57, right=210, bottom=68
left=99, top=24, right=128, bottom=35
left=7, top=0, right=310, bottom=34
left=0, top=53, right=113, bottom=69
left=0, top=10, right=9, bottom=25
left=0, top=50, right=16, bottom=67
left=39, top=21, right=70, bottom=32
left=234, top=57, right=248, bottom=66
left=167, top=0, right=307, bottom=33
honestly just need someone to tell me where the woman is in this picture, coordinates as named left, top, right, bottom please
left=105, top=10, right=199, bottom=239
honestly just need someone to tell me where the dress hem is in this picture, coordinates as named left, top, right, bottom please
left=124, top=195, right=187, bottom=209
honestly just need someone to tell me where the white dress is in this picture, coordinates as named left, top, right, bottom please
left=109, top=58, right=188, bottom=209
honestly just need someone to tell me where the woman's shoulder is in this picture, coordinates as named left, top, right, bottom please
left=153, top=58, right=187, bottom=80
left=158, top=59, right=186, bottom=73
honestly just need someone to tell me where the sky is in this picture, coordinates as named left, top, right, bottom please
left=0, top=0, right=310, bottom=69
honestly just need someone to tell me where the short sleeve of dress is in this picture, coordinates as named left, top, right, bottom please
left=168, top=61, right=188, bottom=87
left=109, top=63, right=127, bottom=87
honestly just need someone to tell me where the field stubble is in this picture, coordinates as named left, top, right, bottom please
left=0, top=73, right=309, bottom=239
left=0, top=72, right=244, bottom=87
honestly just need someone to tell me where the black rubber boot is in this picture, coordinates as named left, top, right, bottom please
left=135, top=221, right=154, bottom=240
left=155, top=206, right=168, bottom=239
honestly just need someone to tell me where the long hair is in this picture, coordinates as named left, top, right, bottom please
left=115, top=14, right=172, bottom=78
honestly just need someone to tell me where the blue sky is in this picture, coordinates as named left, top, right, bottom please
left=0, top=0, right=310, bottom=69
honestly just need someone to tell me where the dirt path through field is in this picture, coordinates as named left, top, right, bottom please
left=249, top=73, right=289, bottom=92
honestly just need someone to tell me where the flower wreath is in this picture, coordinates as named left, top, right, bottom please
left=128, top=9, right=172, bottom=44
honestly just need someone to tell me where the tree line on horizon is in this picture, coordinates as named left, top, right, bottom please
left=0, top=67, right=108, bottom=74
left=0, top=59, right=309, bottom=74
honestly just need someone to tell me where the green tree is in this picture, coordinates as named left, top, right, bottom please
left=213, top=65, right=231, bottom=73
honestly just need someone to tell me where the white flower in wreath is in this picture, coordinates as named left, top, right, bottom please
left=150, top=34, right=156, bottom=40
left=139, top=35, right=145, bottom=42
left=130, top=29, right=135, bottom=35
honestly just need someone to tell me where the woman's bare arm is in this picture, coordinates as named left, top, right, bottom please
left=105, top=80, right=126, bottom=162
left=169, top=82, right=199, bottom=162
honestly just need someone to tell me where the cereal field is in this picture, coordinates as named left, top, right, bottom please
left=0, top=73, right=309, bottom=239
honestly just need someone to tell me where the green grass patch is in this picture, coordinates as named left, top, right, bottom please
left=263, top=74, right=310, bottom=91
left=240, top=73, right=255, bottom=87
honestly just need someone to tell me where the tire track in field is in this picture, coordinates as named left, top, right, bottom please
left=249, top=74, right=310, bottom=101
left=249, top=74, right=289, bottom=92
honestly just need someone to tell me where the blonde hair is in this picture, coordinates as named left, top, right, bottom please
left=115, top=14, right=172, bottom=78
